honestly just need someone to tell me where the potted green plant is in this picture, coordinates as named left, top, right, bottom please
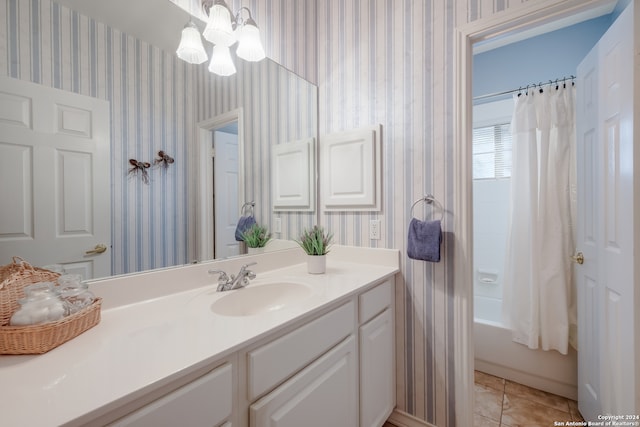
left=241, top=223, right=271, bottom=254
left=295, top=225, right=333, bottom=274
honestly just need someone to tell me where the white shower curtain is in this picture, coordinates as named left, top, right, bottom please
left=503, top=86, right=577, bottom=355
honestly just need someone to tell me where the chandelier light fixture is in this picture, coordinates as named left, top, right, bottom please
left=176, top=0, right=266, bottom=76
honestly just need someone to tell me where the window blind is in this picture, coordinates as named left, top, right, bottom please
left=472, top=123, right=512, bottom=180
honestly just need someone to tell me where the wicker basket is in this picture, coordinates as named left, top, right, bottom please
left=0, top=299, right=102, bottom=354
left=0, top=257, right=62, bottom=326
left=0, top=257, right=102, bottom=354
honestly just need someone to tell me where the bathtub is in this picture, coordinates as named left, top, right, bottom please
left=474, top=296, right=578, bottom=400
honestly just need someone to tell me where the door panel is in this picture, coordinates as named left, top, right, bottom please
left=57, top=149, right=93, bottom=235
left=576, top=2, right=636, bottom=419
left=213, top=130, right=240, bottom=259
left=0, top=76, right=110, bottom=279
left=0, top=142, right=33, bottom=238
left=576, top=34, right=602, bottom=421
left=597, top=2, right=634, bottom=415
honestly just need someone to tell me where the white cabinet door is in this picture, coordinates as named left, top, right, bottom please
left=250, top=336, right=358, bottom=427
left=321, top=126, right=382, bottom=211
left=360, top=308, right=395, bottom=427
left=272, top=138, right=315, bottom=212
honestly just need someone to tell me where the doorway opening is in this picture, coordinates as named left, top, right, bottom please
left=470, top=15, right=612, bottom=401
left=196, top=108, right=245, bottom=262
left=453, top=1, right=625, bottom=425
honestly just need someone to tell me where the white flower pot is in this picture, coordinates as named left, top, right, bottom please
left=247, top=247, right=265, bottom=255
left=307, top=255, right=326, bottom=274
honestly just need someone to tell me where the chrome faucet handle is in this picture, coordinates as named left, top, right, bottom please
left=208, top=269, right=229, bottom=281
left=240, top=262, right=257, bottom=281
left=208, top=269, right=230, bottom=291
left=227, top=262, right=257, bottom=290
left=239, top=262, right=257, bottom=273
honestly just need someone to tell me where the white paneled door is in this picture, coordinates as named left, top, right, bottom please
left=0, top=77, right=110, bottom=279
left=575, top=2, right=637, bottom=420
left=213, top=130, right=240, bottom=259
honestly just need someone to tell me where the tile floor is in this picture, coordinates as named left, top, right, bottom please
left=383, top=371, right=584, bottom=427
left=474, top=370, right=585, bottom=427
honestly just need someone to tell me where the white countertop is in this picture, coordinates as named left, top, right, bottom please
left=0, top=246, right=399, bottom=426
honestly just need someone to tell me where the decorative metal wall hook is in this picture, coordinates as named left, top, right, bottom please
left=128, top=159, right=151, bottom=184
left=154, top=150, right=174, bottom=169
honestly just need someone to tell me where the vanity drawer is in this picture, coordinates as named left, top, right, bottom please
left=359, top=279, right=392, bottom=324
left=247, top=301, right=355, bottom=400
left=110, top=363, right=232, bottom=427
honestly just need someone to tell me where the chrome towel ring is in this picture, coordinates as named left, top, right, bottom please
left=241, top=201, right=255, bottom=216
left=410, top=195, right=443, bottom=221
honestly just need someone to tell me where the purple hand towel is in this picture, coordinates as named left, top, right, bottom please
left=235, top=215, right=256, bottom=241
left=407, top=218, right=442, bottom=262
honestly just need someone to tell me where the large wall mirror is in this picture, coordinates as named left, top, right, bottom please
left=0, top=0, right=318, bottom=279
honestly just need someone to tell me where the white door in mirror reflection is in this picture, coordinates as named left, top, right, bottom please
left=214, top=129, right=240, bottom=259
left=0, top=76, right=111, bottom=279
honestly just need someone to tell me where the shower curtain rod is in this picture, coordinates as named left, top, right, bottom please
left=473, top=75, right=575, bottom=102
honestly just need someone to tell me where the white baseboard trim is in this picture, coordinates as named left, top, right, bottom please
left=387, top=409, right=436, bottom=427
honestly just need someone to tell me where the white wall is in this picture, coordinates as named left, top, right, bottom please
left=473, top=178, right=510, bottom=323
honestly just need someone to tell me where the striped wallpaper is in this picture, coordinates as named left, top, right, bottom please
left=315, top=1, right=532, bottom=426
left=2, top=0, right=549, bottom=426
left=317, top=2, right=460, bottom=424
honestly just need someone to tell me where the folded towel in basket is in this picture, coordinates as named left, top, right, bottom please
left=407, top=218, right=442, bottom=262
left=235, top=215, right=256, bottom=241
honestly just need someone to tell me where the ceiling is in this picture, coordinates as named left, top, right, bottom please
left=53, top=0, right=193, bottom=54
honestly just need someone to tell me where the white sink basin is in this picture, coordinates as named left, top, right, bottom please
left=211, top=282, right=313, bottom=317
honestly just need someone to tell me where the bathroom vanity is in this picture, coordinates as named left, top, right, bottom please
left=0, top=246, right=399, bottom=427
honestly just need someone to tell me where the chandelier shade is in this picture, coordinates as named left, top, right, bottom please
left=202, top=1, right=236, bottom=47
left=236, top=17, right=266, bottom=62
left=208, top=45, right=237, bottom=76
left=176, top=22, right=208, bottom=64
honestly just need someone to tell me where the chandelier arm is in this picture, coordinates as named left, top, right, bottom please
left=201, top=0, right=213, bottom=16
left=236, top=6, right=253, bottom=25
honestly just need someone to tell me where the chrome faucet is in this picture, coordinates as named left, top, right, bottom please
left=209, top=262, right=257, bottom=292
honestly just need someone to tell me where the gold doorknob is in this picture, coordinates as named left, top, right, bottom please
left=570, top=252, right=584, bottom=265
left=85, top=244, right=107, bottom=255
